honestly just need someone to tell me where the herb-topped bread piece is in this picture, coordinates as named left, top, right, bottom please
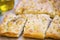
left=15, top=0, right=56, bottom=18
left=23, top=14, right=51, bottom=39
left=46, top=15, right=60, bottom=39
left=0, top=13, right=26, bottom=37
left=49, top=0, right=60, bottom=16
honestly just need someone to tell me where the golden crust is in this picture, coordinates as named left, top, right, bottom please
left=46, top=32, right=60, bottom=39
left=1, top=32, right=18, bottom=37
left=23, top=32, right=44, bottom=39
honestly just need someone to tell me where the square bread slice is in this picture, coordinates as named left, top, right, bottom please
left=46, top=15, right=60, bottom=39
left=0, top=13, right=17, bottom=34
left=15, top=0, right=56, bottom=18
left=23, top=14, right=51, bottom=39
left=0, top=13, right=26, bottom=37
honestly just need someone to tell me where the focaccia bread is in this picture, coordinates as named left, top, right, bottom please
left=49, top=0, right=60, bottom=16
left=46, top=15, right=60, bottom=39
left=23, top=14, right=51, bottom=39
left=0, top=13, right=17, bottom=34
left=15, top=0, right=56, bottom=18
left=0, top=13, right=26, bottom=37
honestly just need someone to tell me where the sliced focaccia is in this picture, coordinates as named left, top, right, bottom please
left=0, top=13, right=17, bottom=34
left=0, top=13, right=26, bottom=37
left=23, top=14, right=51, bottom=39
left=46, top=15, right=60, bottom=39
left=49, top=0, right=60, bottom=16
left=15, top=0, right=56, bottom=18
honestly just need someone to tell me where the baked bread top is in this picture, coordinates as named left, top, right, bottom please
left=0, top=13, right=26, bottom=37
left=15, top=0, right=56, bottom=17
left=23, top=14, right=51, bottom=39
